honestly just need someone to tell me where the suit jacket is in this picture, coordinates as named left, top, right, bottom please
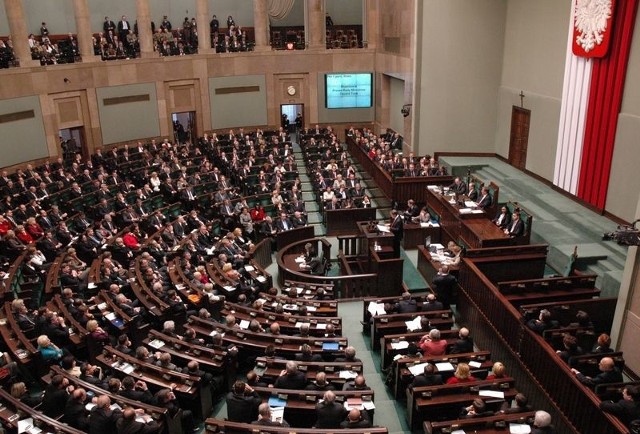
left=340, top=409, right=371, bottom=428
left=116, top=418, right=160, bottom=434
left=275, top=218, right=293, bottom=232
left=449, top=337, right=474, bottom=354
left=411, top=373, right=444, bottom=388
left=316, top=401, right=348, bottom=428
left=477, top=194, right=492, bottom=209
left=252, top=418, right=289, bottom=427
left=577, top=368, right=623, bottom=388
left=390, top=215, right=404, bottom=241
left=507, top=219, right=525, bottom=237
left=63, top=400, right=90, bottom=431
left=226, top=391, right=262, bottom=423
left=274, top=371, right=307, bottom=389
left=396, top=299, right=418, bottom=313
left=422, top=300, right=444, bottom=311
left=90, top=406, right=123, bottom=434
left=600, top=398, right=640, bottom=427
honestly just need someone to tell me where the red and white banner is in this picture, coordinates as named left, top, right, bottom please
left=572, top=0, right=616, bottom=58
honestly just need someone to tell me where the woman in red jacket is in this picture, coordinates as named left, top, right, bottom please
left=446, top=362, right=477, bottom=384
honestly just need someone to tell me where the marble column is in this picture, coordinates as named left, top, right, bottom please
left=3, top=0, right=38, bottom=66
left=136, top=0, right=154, bottom=58
left=196, top=0, right=212, bottom=54
left=253, top=0, right=270, bottom=51
left=73, top=0, right=100, bottom=62
left=364, top=0, right=378, bottom=49
left=307, top=0, right=325, bottom=50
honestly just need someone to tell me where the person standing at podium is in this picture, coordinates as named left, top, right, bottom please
left=390, top=209, right=403, bottom=257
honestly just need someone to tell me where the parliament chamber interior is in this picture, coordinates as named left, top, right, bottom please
left=0, top=1, right=640, bottom=434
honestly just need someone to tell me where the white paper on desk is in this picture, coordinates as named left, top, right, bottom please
left=121, top=363, right=135, bottom=374
left=294, top=257, right=306, bottom=263
left=244, top=265, right=255, bottom=272
left=148, top=339, right=165, bottom=349
left=296, top=287, right=304, bottom=294
left=88, top=282, right=97, bottom=289
left=367, top=302, right=386, bottom=316
left=459, top=208, right=473, bottom=214
left=479, top=390, right=505, bottom=399
left=306, top=306, right=317, bottom=312
left=452, top=430, right=466, bottom=434
left=339, top=370, right=358, bottom=379
left=104, top=312, right=116, bottom=321
left=256, top=276, right=266, bottom=282
left=295, top=322, right=310, bottom=329
left=362, top=401, right=376, bottom=410
left=270, top=407, right=285, bottom=423
left=238, top=320, right=250, bottom=329
left=344, top=401, right=364, bottom=410
left=391, top=340, right=410, bottom=350
left=175, top=283, right=186, bottom=290
left=315, top=323, right=327, bottom=330
left=224, top=285, right=236, bottom=292
left=471, top=209, right=484, bottom=214
left=377, top=224, right=391, bottom=233
left=97, top=302, right=107, bottom=310
left=110, top=403, right=122, bottom=411
left=431, top=243, right=445, bottom=250
left=464, top=201, right=476, bottom=208
left=435, top=362, right=455, bottom=372
left=408, top=362, right=429, bottom=376
left=427, top=185, right=440, bottom=190
left=406, top=316, right=423, bottom=332
left=509, top=423, right=532, bottom=434
left=18, top=418, right=38, bottom=434
left=468, top=361, right=482, bottom=368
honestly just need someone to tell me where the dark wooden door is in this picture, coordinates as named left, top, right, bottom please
left=508, top=106, right=531, bottom=170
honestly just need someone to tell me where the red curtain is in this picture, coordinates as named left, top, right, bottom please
left=577, top=0, right=639, bottom=210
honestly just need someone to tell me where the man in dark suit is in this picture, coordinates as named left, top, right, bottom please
left=119, top=377, right=154, bottom=404
left=275, top=212, right=293, bottom=232
left=252, top=403, right=290, bottom=427
left=421, top=293, right=444, bottom=311
left=42, top=374, right=70, bottom=417
left=572, top=356, right=623, bottom=389
left=600, top=384, right=640, bottom=428
left=395, top=291, right=417, bottom=313
left=476, top=186, right=492, bottom=209
left=274, top=360, right=307, bottom=389
left=505, top=211, right=525, bottom=237
left=449, top=327, right=474, bottom=354
left=432, top=265, right=457, bottom=309
left=116, top=407, right=161, bottom=434
left=226, top=381, right=262, bottom=423
left=410, top=363, right=444, bottom=388
left=117, top=16, right=131, bottom=47
left=449, top=177, right=468, bottom=196
left=316, top=390, right=348, bottom=428
left=63, top=388, right=90, bottom=431
left=340, top=408, right=372, bottom=428
left=390, top=209, right=403, bottom=258
left=103, top=16, right=116, bottom=34
left=90, top=395, right=123, bottom=434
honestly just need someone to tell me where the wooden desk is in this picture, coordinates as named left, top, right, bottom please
left=254, top=356, right=363, bottom=387
left=370, top=310, right=454, bottom=350
left=206, top=418, right=388, bottom=434
left=424, top=411, right=535, bottom=434
left=403, top=222, right=441, bottom=249
left=381, top=329, right=461, bottom=369
left=325, top=207, right=377, bottom=236
left=417, top=245, right=460, bottom=284
left=407, top=378, right=516, bottom=428
left=425, top=187, right=511, bottom=248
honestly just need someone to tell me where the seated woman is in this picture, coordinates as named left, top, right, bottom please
left=414, top=207, right=437, bottom=224
left=557, top=333, right=584, bottom=364
left=37, top=334, right=64, bottom=362
left=486, top=361, right=507, bottom=380
left=444, top=243, right=462, bottom=267
left=11, top=382, right=43, bottom=407
left=446, top=362, right=477, bottom=384
left=592, top=333, right=613, bottom=354
left=492, top=205, right=511, bottom=229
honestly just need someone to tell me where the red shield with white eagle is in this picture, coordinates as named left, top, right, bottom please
left=573, top=0, right=616, bottom=58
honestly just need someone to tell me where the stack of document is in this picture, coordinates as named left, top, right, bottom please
left=391, top=341, right=410, bottom=350
left=405, top=316, right=423, bottom=331
left=367, top=302, right=386, bottom=316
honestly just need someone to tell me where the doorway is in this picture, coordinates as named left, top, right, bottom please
left=59, top=126, right=86, bottom=161
left=281, top=104, right=303, bottom=133
left=508, top=106, right=531, bottom=170
left=172, top=111, right=196, bottom=144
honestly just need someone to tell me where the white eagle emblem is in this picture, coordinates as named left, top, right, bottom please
left=574, top=0, right=613, bottom=52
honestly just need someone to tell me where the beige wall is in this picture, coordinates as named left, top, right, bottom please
left=209, top=75, right=268, bottom=129
left=414, top=0, right=506, bottom=157
left=0, top=96, right=48, bottom=167
left=96, top=83, right=160, bottom=145
left=496, top=0, right=570, bottom=181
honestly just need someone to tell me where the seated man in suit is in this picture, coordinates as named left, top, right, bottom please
left=395, top=291, right=417, bottom=313
left=504, top=211, right=525, bottom=237
left=421, top=293, right=444, bottom=311
left=449, top=327, right=474, bottom=354
left=448, top=177, right=468, bottom=196
left=252, top=402, right=289, bottom=427
left=599, top=384, right=640, bottom=429
left=226, top=380, right=261, bottom=423
left=316, top=390, right=348, bottom=428
left=410, top=363, right=444, bottom=389
left=571, top=356, right=623, bottom=389
left=476, top=186, right=492, bottom=209
left=300, top=249, right=324, bottom=275
left=274, top=360, right=307, bottom=389
left=340, top=407, right=372, bottom=429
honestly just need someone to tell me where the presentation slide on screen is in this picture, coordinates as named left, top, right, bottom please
left=325, top=73, right=372, bottom=109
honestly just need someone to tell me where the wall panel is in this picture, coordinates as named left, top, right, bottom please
left=0, top=96, right=47, bottom=167
left=209, top=75, right=268, bottom=129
